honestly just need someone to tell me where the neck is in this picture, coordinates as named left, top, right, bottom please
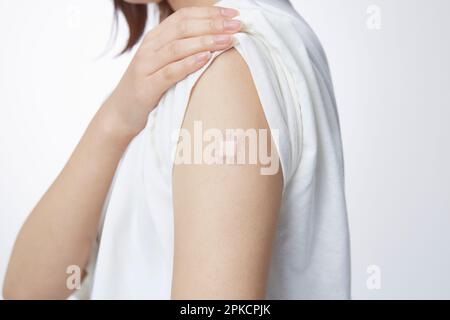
left=167, top=0, right=217, bottom=11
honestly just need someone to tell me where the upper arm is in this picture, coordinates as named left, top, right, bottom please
left=172, top=49, right=283, bottom=299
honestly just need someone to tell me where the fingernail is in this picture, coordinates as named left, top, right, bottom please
left=213, top=34, right=232, bottom=45
left=223, top=19, right=242, bottom=31
left=195, top=51, right=212, bottom=63
left=220, top=8, right=239, bottom=18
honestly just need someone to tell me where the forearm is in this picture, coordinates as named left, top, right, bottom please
left=3, top=103, right=133, bottom=299
left=3, top=6, right=242, bottom=299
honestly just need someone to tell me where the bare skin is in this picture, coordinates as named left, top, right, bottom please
left=3, top=3, right=242, bottom=300
left=172, top=49, right=283, bottom=299
left=4, top=0, right=283, bottom=300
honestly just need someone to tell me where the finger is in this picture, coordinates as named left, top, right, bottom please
left=151, top=52, right=212, bottom=93
left=146, top=34, right=234, bottom=74
left=152, top=18, right=242, bottom=51
left=145, top=6, right=239, bottom=44
left=166, top=6, right=239, bottom=21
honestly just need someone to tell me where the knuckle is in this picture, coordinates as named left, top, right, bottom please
left=176, top=20, right=188, bottom=36
left=209, top=7, right=220, bottom=17
left=168, top=42, right=180, bottom=57
left=177, top=7, right=190, bottom=20
left=209, top=18, right=222, bottom=32
left=202, top=36, right=213, bottom=47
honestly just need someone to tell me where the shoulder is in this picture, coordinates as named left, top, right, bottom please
left=186, top=48, right=266, bottom=130
left=174, top=47, right=283, bottom=179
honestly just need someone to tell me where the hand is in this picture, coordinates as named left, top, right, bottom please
left=103, top=6, right=242, bottom=139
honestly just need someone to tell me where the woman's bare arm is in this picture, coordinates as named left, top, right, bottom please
left=3, top=6, right=242, bottom=300
left=172, top=49, right=283, bottom=299
left=3, top=108, right=133, bottom=300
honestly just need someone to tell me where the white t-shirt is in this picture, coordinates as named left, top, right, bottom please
left=80, top=0, right=351, bottom=299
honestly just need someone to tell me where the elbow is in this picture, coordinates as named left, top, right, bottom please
left=3, top=265, right=25, bottom=300
left=3, top=282, right=26, bottom=300
left=3, top=276, right=34, bottom=300
left=2, top=284, right=11, bottom=300
left=2, top=271, right=15, bottom=300
left=3, top=282, right=55, bottom=300
left=3, top=272, right=42, bottom=300
left=3, top=269, right=76, bottom=300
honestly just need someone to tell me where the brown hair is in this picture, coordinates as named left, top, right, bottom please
left=113, top=0, right=173, bottom=53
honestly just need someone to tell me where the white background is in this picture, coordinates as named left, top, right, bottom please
left=1, top=0, right=450, bottom=299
